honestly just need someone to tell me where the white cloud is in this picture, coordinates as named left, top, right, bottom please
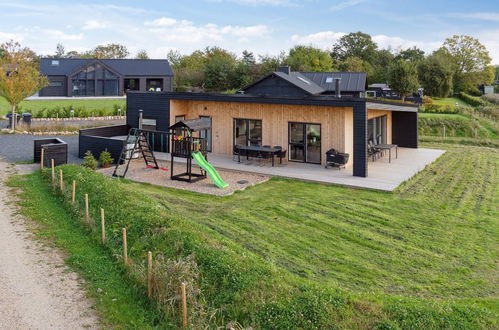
left=291, top=31, right=346, bottom=48
left=330, top=0, right=367, bottom=12
left=290, top=30, right=442, bottom=53
left=449, top=12, right=499, bottom=22
left=43, top=29, right=84, bottom=41
left=143, top=17, right=271, bottom=44
left=0, top=31, right=19, bottom=41
left=82, top=20, right=108, bottom=30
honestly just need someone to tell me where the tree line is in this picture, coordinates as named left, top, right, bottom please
left=164, top=32, right=495, bottom=98
left=3, top=31, right=498, bottom=100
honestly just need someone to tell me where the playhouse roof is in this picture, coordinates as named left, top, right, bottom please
left=169, top=118, right=212, bottom=131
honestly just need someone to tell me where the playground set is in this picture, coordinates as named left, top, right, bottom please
left=112, top=118, right=228, bottom=189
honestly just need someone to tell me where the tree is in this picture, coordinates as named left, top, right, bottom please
left=135, top=49, right=149, bottom=59
left=91, top=43, right=129, bottom=59
left=203, top=47, right=237, bottom=90
left=331, top=31, right=378, bottom=63
left=55, top=43, right=65, bottom=57
left=370, top=48, right=395, bottom=83
left=0, top=41, right=48, bottom=130
left=257, top=52, right=286, bottom=76
left=418, top=50, right=454, bottom=97
left=337, top=56, right=373, bottom=74
left=387, top=59, right=419, bottom=100
left=286, top=45, right=333, bottom=72
left=241, top=50, right=255, bottom=65
left=442, top=35, right=492, bottom=92
left=395, top=46, right=425, bottom=63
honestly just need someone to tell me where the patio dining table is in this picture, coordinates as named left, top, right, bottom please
left=375, top=144, right=398, bottom=163
left=235, top=145, right=284, bottom=167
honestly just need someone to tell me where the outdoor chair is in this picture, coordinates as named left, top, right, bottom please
left=274, top=146, right=286, bottom=164
left=368, top=140, right=381, bottom=161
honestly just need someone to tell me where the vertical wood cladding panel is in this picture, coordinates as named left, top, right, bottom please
left=126, top=92, right=170, bottom=131
left=170, top=100, right=354, bottom=167
left=392, top=111, right=418, bottom=148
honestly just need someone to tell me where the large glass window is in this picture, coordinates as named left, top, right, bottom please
left=199, top=116, right=212, bottom=152
left=288, top=122, right=321, bottom=164
left=368, top=115, right=387, bottom=145
left=233, top=119, right=262, bottom=147
left=71, top=63, right=119, bottom=96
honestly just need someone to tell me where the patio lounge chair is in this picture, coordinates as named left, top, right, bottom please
left=325, top=149, right=349, bottom=170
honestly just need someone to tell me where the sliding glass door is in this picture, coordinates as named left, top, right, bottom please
left=233, top=119, right=262, bottom=147
left=288, top=122, right=321, bottom=164
left=368, top=115, right=387, bottom=145
left=199, top=116, right=212, bottom=152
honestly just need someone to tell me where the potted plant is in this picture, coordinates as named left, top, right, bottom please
left=99, top=149, right=114, bottom=168
left=82, top=151, right=98, bottom=170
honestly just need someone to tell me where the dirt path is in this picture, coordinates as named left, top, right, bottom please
left=0, top=161, right=100, bottom=329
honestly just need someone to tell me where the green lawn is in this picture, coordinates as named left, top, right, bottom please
left=419, top=113, right=499, bottom=139
left=10, top=143, right=499, bottom=328
left=432, top=97, right=471, bottom=107
left=0, top=96, right=125, bottom=117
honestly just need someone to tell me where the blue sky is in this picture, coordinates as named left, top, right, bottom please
left=1, top=0, right=498, bottom=63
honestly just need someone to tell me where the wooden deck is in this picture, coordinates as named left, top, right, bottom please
left=155, top=147, right=445, bottom=192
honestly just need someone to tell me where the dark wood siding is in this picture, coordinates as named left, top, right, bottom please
left=34, top=138, right=68, bottom=166
left=392, top=111, right=418, bottom=148
left=39, top=76, right=67, bottom=96
left=353, top=103, right=368, bottom=177
left=243, top=77, right=310, bottom=97
left=126, top=92, right=170, bottom=131
left=79, top=125, right=130, bottom=161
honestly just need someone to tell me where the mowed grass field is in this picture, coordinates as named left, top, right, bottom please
left=10, top=143, right=498, bottom=327
left=432, top=97, right=471, bottom=107
left=138, top=144, right=498, bottom=300
left=0, top=96, right=125, bottom=116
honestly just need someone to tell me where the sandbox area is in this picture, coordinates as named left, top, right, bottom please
left=98, top=159, right=270, bottom=196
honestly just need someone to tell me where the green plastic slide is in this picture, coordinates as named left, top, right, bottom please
left=192, top=152, right=229, bottom=189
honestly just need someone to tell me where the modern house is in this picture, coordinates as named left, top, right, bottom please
left=79, top=66, right=419, bottom=178
left=39, top=58, right=173, bottom=97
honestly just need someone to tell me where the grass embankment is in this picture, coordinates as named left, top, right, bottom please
left=0, top=96, right=125, bottom=117
left=419, top=113, right=498, bottom=140
left=432, top=97, right=471, bottom=107
left=9, top=144, right=499, bottom=328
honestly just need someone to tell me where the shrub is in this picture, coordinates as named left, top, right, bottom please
left=422, top=96, right=433, bottom=105
left=99, top=149, right=114, bottom=168
left=459, top=92, right=488, bottom=107
left=82, top=151, right=98, bottom=170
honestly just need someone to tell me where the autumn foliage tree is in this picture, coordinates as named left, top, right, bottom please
left=0, top=40, right=48, bottom=129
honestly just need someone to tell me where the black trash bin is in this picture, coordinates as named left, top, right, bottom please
left=325, top=148, right=349, bottom=170
left=6, top=113, right=21, bottom=128
left=22, top=113, right=32, bottom=127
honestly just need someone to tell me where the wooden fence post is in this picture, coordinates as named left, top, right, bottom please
left=100, top=208, right=106, bottom=244
left=59, top=169, right=64, bottom=191
left=51, top=159, right=55, bottom=184
left=122, top=228, right=128, bottom=265
left=72, top=180, right=76, bottom=204
left=85, top=194, right=89, bottom=221
left=181, top=282, right=188, bottom=328
left=40, top=148, right=44, bottom=169
left=443, top=126, right=446, bottom=138
left=147, top=251, right=153, bottom=298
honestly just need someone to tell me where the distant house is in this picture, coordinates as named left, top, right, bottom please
left=241, top=66, right=366, bottom=98
left=39, top=58, right=173, bottom=97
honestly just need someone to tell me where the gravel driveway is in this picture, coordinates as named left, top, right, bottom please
left=0, top=161, right=99, bottom=328
left=0, top=134, right=81, bottom=164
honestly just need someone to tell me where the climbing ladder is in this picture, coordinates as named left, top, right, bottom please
left=112, top=128, right=159, bottom=178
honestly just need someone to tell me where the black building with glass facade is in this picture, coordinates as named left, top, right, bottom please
left=39, top=58, right=173, bottom=97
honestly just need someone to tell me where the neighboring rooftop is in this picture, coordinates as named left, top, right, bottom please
left=40, top=58, right=174, bottom=76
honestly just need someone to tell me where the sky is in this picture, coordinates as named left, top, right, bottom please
left=0, top=0, right=498, bottom=64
